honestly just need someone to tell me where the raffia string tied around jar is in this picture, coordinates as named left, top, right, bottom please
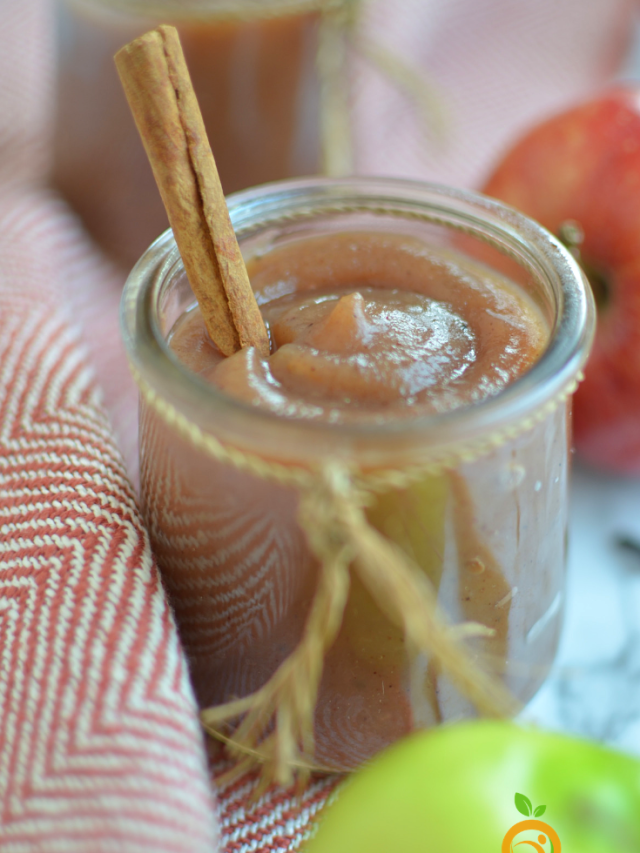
left=198, top=457, right=524, bottom=789
left=131, top=354, right=580, bottom=790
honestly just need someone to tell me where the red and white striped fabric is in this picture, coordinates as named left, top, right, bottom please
left=0, top=2, right=217, bottom=848
left=0, top=0, right=633, bottom=850
left=0, top=202, right=218, bottom=849
left=212, top=765, right=341, bottom=851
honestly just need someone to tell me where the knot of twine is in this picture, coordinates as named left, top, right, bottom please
left=200, top=460, right=518, bottom=789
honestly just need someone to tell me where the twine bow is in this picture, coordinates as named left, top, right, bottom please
left=200, top=460, right=517, bottom=789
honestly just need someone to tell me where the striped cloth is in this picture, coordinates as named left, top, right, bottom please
left=0, top=0, right=632, bottom=850
left=212, top=764, right=341, bottom=851
left=0, top=12, right=217, bottom=849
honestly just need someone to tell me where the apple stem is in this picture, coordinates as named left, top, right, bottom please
left=558, top=219, right=609, bottom=310
left=558, top=220, right=584, bottom=256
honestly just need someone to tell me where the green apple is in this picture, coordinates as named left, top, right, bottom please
left=340, top=472, right=448, bottom=661
left=304, top=721, right=640, bottom=853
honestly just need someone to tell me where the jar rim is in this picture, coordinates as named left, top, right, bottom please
left=121, top=176, right=595, bottom=468
left=65, top=0, right=328, bottom=22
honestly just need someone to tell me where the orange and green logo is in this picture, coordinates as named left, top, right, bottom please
left=501, top=793, right=561, bottom=852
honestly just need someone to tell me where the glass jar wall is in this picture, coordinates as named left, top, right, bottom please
left=121, top=177, right=595, bottom=770
left=52, top=0, right=324, bottom=267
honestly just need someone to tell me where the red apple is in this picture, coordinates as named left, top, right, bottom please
left=482, top=85, right=640, bottom=475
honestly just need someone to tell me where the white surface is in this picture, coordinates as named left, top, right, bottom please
left=522, top=462, right=640, bottom=756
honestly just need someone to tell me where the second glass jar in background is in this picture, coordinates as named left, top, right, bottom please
left=52, top=0, right=325, bottom=267
left=121, top=178, right=595, bottom=771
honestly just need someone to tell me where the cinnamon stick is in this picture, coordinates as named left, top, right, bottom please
left=115, top=25, right=270, bottom=358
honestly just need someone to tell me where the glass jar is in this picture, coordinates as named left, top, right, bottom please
left=52, top=0, right=327, bottom=268
left=121, top=177, right=594, bottom=772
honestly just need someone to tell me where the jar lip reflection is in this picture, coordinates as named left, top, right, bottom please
left=67, top=0, right=327, bottom=22
left=121, top=176, right=595, bottom=468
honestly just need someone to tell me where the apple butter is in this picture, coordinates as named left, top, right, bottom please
left=170, top=232, right=548, bottom=422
